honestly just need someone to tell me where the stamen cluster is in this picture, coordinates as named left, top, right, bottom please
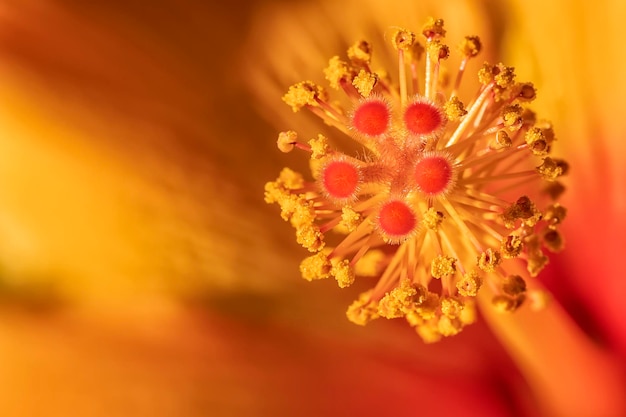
left=265, top=18, right=568, bottom=342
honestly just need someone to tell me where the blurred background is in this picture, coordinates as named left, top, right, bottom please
left=0, top=0, right=624, bottom=416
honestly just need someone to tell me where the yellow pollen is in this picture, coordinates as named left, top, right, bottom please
left=431, top=255, right=457, bottom=278
left=458, top=35, right=482, bottom=58
left=265, top=17, right=570, bottom=342
left=443, top=96, right=467, bottom=121
left=347, top=40, right=373, bottom=66
left=324, top=56, right=352, bottom=90
left=282, top=81, right=327, bottom=112
left=352, top=70, right=378, bottom=97
left=300, top=252, right=332, bottom=282
left=308, top=134, right=331, bottom=159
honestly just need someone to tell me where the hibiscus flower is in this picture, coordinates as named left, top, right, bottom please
left=0, top=1, right=623, bottom=417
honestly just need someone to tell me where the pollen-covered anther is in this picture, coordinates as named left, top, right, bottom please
left=421, top=17, right=446, bottom=39
left=477, top=248, right=502, bottom=272
left=443, top=96, right=467, bottom=121
left=431, top=255, right=456, bottom=278
left=543, top=203, right=567, bottom=226
left=440, top=296, right=464, bottom=319
left=502, top=104, right=523, bottom=130
left=320, top=158, right=361, bottom=200
left=330, top=258, right=355, bottom=288
left=414, top=153, right=455, bottom=196
left=308, top=134, right=331, bottom=159
left=378, top=280, right=424, bottom=319
left=350, top=97, right=391, bottom=136
left=491, top=130, right=512, bottom=149
left=494, top=64, right=516, bottom=89
left=501, top=234, right=523, bottom=258
left=492, top=295, right=523, bottom=313
left=458, top=35, right=481, bottom=58
left=391, top=29, right=416, bottom=51
left=537, top=157, right=565, bottom=181
left=346, top=291, right=379, bottom=325
left=502, top=196, right=542, bottom=228
left=456, top=270, right=482, bottom=297
left=324, top=56, right=352, bottom=90
left=525, top=127, right=549, bottom=156
left=377, top=200, right=418, bottom=243
left=339, top=206, right=362, bottom=232
left=352, top=70, right=378, bottom=97
left=422, top=208, right=445, bottom=230
left=296, top=224, right=325, bottom=252
left=427, top=40, right=450, bottom=61
left=502, top=275, right=527, bottom=297
left=347, top=40, right=373, bottom=66
left=516, top=82, right=537, bottom=101
left=282, top=81, right=327, bottom=112
left=277, top=131, right=299, bottom=153
left=300, top=252, right=332, bottom=282
left=403, top=98, right=445, bottom=137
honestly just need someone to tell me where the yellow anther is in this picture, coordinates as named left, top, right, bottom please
left=324, top=56, right=352, bottom=90
left=277, top=167, right=304, bottom=190
left=440, top=296, right=464, bottom=319
left=300, top=252, right=332, bottom=282
left=437, top=316, right=462, bottom=336
left=346, top=291, right=379, bottom=325
left=422, top=17, right=446, bottom=39
left=296, top=224, right=325, bottom=252
left=282, top=81, right=326, bottom=112
left=537, top=157, right=565, bottom=181
left=422, top=208, right=445, bottom=230
left=456, top=270, right=482, bottom=297
left=458, top=35, right=481, bottom=58
left=525, top=235, right=549, bottom=276
left=502, top=196, right=542, bottom=228
left=477, top=248, right=502, bottom=272
left=444, top=96, right=467, bottom=121
left=492, top=130, right=512, bottom=149
left=331, top=258, right=355, bottom=288
left=352, top=70, right=378, bottom=97
left=339, top=206, right=362, bottom=232
left=502, top=275, right=527, bottom=297
left=494, top=64, right=516, bottom=89
left=391, top=28, right=416, bottom=51
left=277, top=130, right=298, bottom=153
left=459, top=300, right=477, bottom=325
left=415, top=291, right=440, bottom=320
left=290, top=199, right=316, bottom=228
left=478, top=62, right=496, bottom=85
left=427, top=40, right=450, bottom=61
left=347, top=40, right=373, bottom=66
left=502, top=104, right=523, bottom=129
left=525, top=127, right=549, bottom=156
left=543, top=203, right=567, bottom=226
left=431, top=255, right=456, bottom=278
left=492, top=295, right=522, bottom=313
left=405, top=310, right=425, bottom=327
left=416, top=324, right=442, bottom=344
left=501, top=234, right=523, bottom=258
left=308, top=134, right=330, bottom=159
left=263, top=181, right=287, bottom=204
left=378, top=279, right=424, bottom=318
left=516, top=82, right=537, bottom=101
